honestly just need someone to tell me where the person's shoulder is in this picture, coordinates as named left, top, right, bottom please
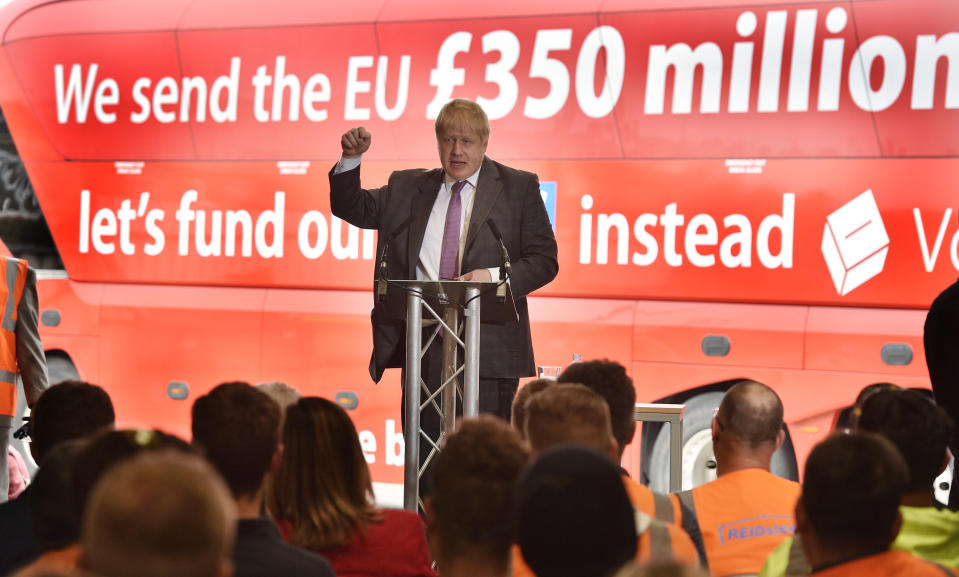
left=379, top=507, right=426, bottom=528
left=390, top=167, right=441, bottom=181
left=233, top=519, right=335, bottom=577
left=763, top=470, right=801, bottom=491
left=836, top=549, right=959, bottom=577
left=484, top=157, right=536, bottom=180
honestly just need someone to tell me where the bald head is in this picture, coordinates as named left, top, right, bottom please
left=716, top=381, right=783, bottom=449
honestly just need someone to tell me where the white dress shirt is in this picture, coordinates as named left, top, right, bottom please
left=336, top=156, right=499, bottom=281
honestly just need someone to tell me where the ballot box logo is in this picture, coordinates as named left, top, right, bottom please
left=821, top=189, right=890, bottom=296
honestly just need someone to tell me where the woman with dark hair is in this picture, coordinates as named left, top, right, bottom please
left=267, top=397, right=435, bottom=577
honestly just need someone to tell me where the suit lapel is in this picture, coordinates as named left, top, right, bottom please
left=465, top=157, right=502, bottom=252
left=407, top=169, right=444, bottom=279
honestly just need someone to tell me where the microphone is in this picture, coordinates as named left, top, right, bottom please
left=487, top=219, right=511, bottom=302
left=378, top=215, right=413, bottom=302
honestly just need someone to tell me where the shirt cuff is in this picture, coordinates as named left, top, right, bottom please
left=335, top=155, right=362, bottom=174
left=487, top=267, right=500, bottom=282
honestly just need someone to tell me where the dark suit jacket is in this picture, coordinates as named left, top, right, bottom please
left=330, top=156, right=558, bottom=382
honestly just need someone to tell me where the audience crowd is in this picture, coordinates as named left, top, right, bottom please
left=1, top=283, right=958, bottom=577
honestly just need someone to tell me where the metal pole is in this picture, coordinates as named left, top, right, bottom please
left=463, top=285, right=481, bottom=417
left=403, top=290, right=423, bottom=511
left=669, top=412, right=684, bottom=493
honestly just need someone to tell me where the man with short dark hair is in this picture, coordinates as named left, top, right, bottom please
left=761, top=389, right=959, bottom=576
left=516, top=445, right=638, bottom=577
left=556, top=360, right=681, bottom=526
left=924, top=279, right=959, bottom=510
left=667, top=380, right=800, bottom=575
left=519, top=384, right=698, bottom=568
left=29, top=380, right=114, bottom=464
left=0, top=380, right=114, bottom=575
left=855, top=390, right=958, bottom=563
left=556, top=360, right=636, bottom=460
left=426, top=416, right=529, bottom=577
left=797, top=432, right=957, bottom=576
left=191, top=382, right=333, bottom=577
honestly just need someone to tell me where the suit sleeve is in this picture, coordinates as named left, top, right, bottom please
left=329, top=163, right=386, bottom=231
left=508, top=173, right=558, bottom=299
left=16, top=268, right=48, bottom=406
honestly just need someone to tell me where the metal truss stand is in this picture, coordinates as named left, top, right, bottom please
left=398, top=279, right=517, bottom=512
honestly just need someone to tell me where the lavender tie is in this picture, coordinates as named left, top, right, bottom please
left=439, top=180, right=466, bottom=280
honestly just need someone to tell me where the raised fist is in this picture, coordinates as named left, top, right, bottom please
left=341, top=127, right=371, bottom=158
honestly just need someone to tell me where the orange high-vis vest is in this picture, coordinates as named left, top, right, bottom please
left=0, top=257, right=27, bottom=417
left=666, top=468, right=802, bottom=577
left=512, top=475, right=700, bottom=577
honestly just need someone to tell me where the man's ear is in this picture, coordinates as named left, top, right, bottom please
left=608, top=437, right=621, bottom=464
left=775, top=429, right=786, bottom=451
left=423, top=495, right=437, bottom=532
left=269, top=443, right=284, bottom=473
left=711, top=417, right=721, bottom=443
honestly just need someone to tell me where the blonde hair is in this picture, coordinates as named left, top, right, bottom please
left=511, top=378, right=554, bottom=440
left=267, top=397, right=380, bottom=549
left=435, top=99, right=490, bottom=142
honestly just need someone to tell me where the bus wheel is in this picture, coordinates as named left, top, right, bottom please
left=646, top=391, right=799, bottom=493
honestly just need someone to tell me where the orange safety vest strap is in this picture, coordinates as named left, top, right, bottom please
left=0, top=258, right=26, bottom=417
left=637, top=510, right=674, bottom=562
left=1, top=258, right=25, bottom=333
left=647, top=522, right=673, bottom=560
left=653, top=491, right=675, bottom=524
left=677, top=489, right=709, bottom=570
left=925, top=560, right=956, bottom=577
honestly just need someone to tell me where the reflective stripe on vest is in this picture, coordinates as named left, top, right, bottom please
left=636, top=509, right=674, bottom=561
left=653, top=491, right=675, bottom=524
left=925, top=560, right=956, bottom=577
left=677, top=489, right=710, bottom=570
left=0, top=258, right=27, bottom=416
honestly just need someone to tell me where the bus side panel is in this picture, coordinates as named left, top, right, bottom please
left=261, top=288, right=405, bottom=485
left=95, top=284, right=266, bottom=438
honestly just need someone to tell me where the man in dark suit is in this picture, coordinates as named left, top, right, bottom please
left=330, top=99, right=558, bottom=452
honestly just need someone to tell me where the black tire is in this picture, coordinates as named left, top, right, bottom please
left=647, top=391, right=799, bottom=493
left=10, top=353, right=80, bottom=477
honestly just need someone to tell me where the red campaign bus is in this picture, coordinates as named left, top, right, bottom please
left=0, top=0, right=956, bottom=501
